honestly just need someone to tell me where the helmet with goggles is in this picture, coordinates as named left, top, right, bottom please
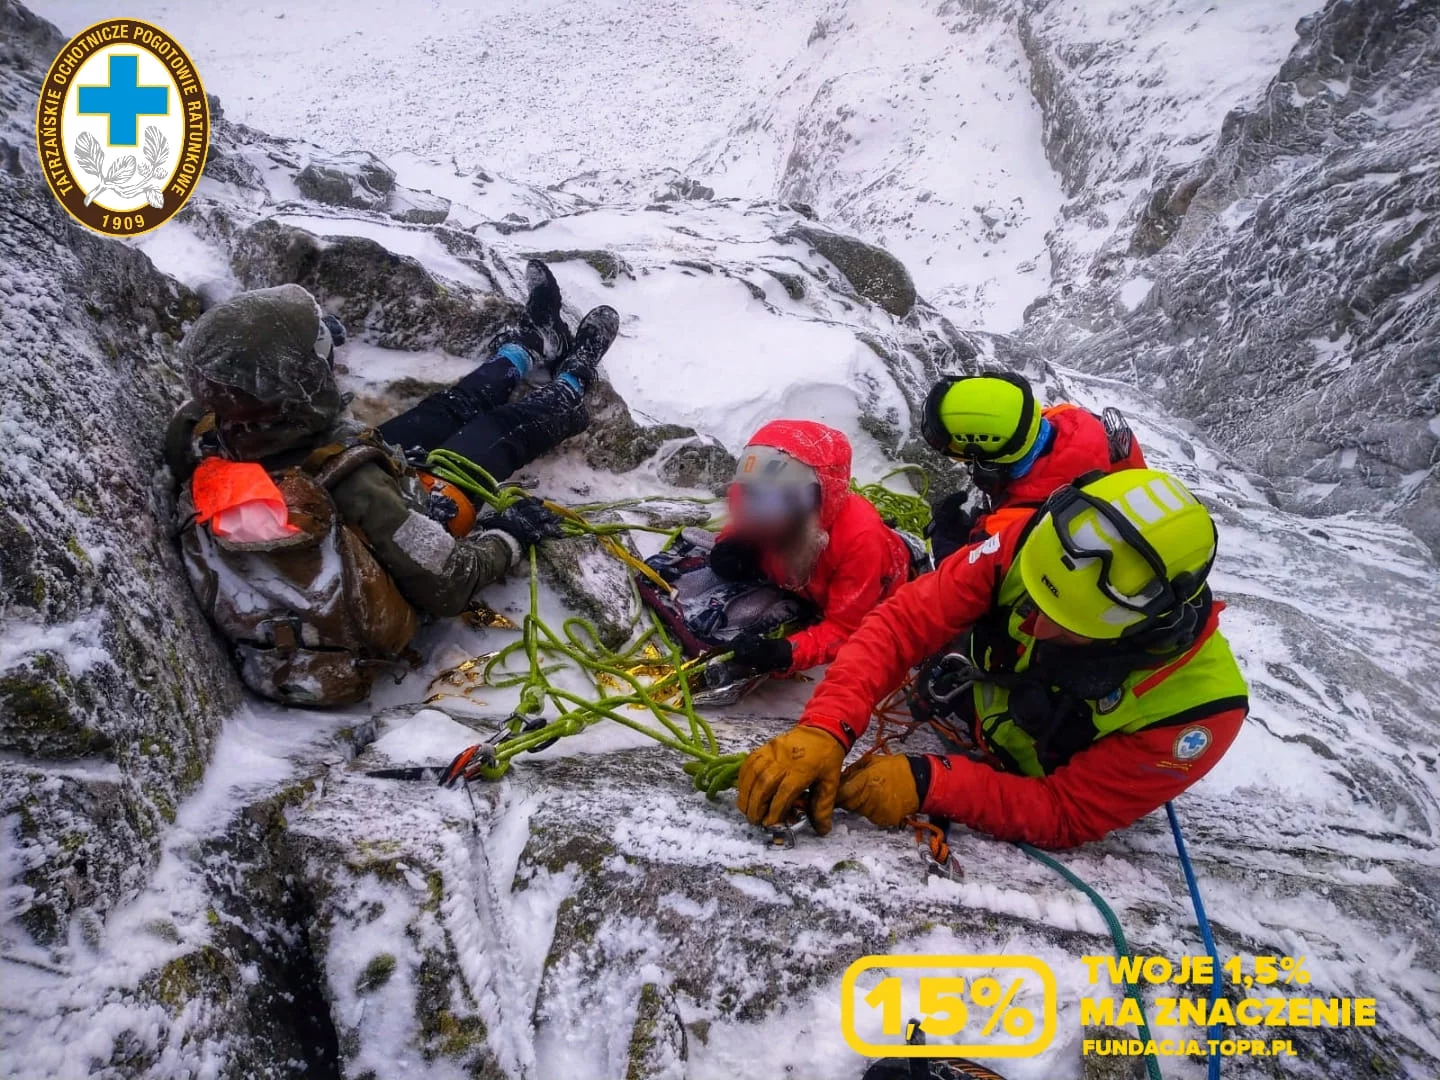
left=1018, top=469, right=1216, bottom=640
left=921, top=372, right=1041, bottom=467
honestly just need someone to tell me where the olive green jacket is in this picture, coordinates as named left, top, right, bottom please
left=166, top=404, right=516, bottom=618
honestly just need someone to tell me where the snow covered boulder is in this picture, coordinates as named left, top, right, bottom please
left=536, top=531, right=643, bottom=651
left=785, top=224, right=917, bottom=317
left=656, top=436, right=738, bottom=495
left=384, top=184, right=452, bottom=225
left=295, top=150, right=397, bottom=211
left=229, top=219, right=522, bottom=355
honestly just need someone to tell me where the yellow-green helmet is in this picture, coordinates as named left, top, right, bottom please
left=921, top=372, right=1041, bottom=465
left=1018, top=469, right=1217, bottom=640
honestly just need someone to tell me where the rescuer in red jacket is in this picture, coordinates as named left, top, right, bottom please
left=736, top=468, right=1248, bottom=849
left=922, top=372, right=1148, bottom=562
left=709, top=420, right=914, bottom=675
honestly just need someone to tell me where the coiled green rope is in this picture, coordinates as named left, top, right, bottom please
left=850, top=465, right=932, bottom=536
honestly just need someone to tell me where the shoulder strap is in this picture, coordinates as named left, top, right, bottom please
left=302, top=430, right=408, bottom=491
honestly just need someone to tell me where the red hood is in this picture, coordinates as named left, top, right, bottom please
left=742, top=419, right=852, bottom=529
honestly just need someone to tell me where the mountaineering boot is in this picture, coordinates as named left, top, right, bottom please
left=524, top=259, right=572, bottom=367
left=555, top=305, right=620, bottom=392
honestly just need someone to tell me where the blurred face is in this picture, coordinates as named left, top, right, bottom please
left=729, top=482, right=820, bottom=546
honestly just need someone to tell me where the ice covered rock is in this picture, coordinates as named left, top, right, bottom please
left=655, top=436, right=739, bottom=495
left=535, top=530, right=642, bottom=652
left=785, top=224, right=917, bottom=317
left=625, top=982, right=688, bottom=1080
left=0, top=3, right=238, bottom=947
left=385, top=184, right=453, bottom=225
left=520, top=248, right=635, bottom=285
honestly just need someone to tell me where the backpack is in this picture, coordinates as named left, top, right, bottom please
left=177, top=437, right=419, bottom=707
left=638, top=528, right=817, bottom=657
left=635, top=529, right=819, bottom=706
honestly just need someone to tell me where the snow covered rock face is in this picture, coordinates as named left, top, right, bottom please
left=0, top=2, right=238, bottom=947
left=1016, top=0, right=1440, bottom=554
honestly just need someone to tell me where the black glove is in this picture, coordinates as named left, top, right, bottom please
left=425, top=489, right=461, bottom=529
left=487, top=497, right=566, bottom=548
left=709, top=539, right=761, bottom=582
left=729, top=634, right=793, bottom=674
left=926, top=491, right=977, bottom=565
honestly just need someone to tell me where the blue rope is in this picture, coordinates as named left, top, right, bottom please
left=1166, top=802, right=1222, bottom=1080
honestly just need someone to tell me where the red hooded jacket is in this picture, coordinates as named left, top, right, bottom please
left=974, top=404, right=1148, bottom=536
left=728, top=421, right=913, bottom=673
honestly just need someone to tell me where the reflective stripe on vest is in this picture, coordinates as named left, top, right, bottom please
left=971, top=559, right=1249, bottom=777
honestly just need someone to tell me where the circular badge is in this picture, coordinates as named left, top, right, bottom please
left=1172, top=725, right=1212, bottom=761
left=35, top=18, right=209, bottom=237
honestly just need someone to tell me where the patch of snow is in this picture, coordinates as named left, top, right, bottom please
left=1119, top=275, right=1154, bottom=312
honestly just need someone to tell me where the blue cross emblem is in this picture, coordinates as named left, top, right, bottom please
left=1175, top=728, right=1210, bottom=759
left=78, top=54, right=168, bottom=146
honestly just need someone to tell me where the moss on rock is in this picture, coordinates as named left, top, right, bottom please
left=356, top=953, right=397, bottom=994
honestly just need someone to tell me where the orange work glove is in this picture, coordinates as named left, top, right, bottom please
left=837, top=753, right=922, bottom=827
left=737, top=725, right=847, bottom=835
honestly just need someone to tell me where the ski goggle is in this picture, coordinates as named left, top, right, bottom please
left=1044, top=486, right=1177, bottom=621
left=730, top=482, right=820, bottom=526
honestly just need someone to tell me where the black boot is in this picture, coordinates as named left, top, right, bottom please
left=524, top=259, right=572, bottom=367
left=556, top=306, right=619, bottom=391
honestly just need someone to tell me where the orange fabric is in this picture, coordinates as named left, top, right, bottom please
left=191, top=458, right=290, bottom=527
left=417, top=472, right=478, bottom=537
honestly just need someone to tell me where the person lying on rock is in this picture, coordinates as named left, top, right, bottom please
left=164, top=272, right=616, bottom=707
left=922, top=371, right=1147, bottom=563
left=709, top=420, right=914, bottom=676
left=736, top=468, right=1249, bottom=849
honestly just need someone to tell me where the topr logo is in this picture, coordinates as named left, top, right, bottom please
left=1172, top=726, right=1212, bottom=761
left=1095, top=687, right=1124, bottom=714
left=35, top=18, right=209, bottom=236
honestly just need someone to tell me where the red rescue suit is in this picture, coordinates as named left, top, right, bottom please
left=801, top=516, right=1246, bottom=848
left=975, top=404, right=1148, bottom=536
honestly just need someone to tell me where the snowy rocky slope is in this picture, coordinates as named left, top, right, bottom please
left=39, top=0, right=1437, bottom=555
left=2, top=1, right=1439, bottom=1079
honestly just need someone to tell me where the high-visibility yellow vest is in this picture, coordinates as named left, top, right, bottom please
left=970, top=561, right=1249, bottom=777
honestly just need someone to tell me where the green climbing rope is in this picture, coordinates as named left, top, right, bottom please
left=456, top=550, right=747, bottom=792
left=1016, top=842, right=1164, bottom=1080
left=417, top=451, right=749, bottom=794
left=424, top=448, right=679, bottom=590
left=422, top=454, right=939, bottom=798
left=850, top=465, right=932, bottom=536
